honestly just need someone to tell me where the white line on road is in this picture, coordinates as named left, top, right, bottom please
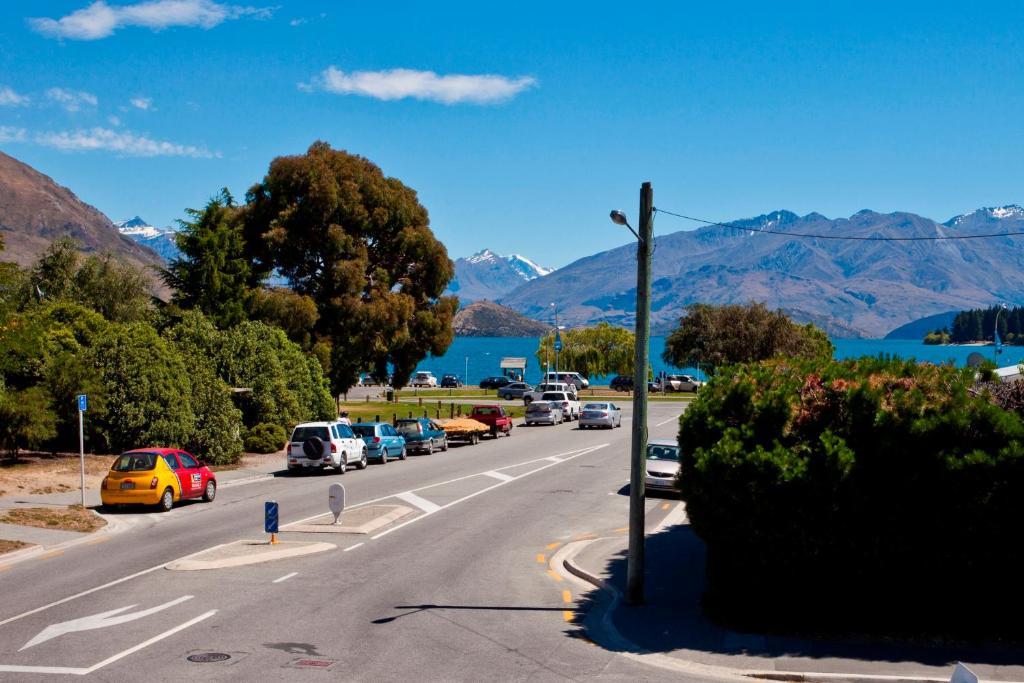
left=395, top=491, right=442, bottom=514
left=545, top=456, right=563, bottom=463
left=272, top=572, right=298, bottom=583
left=481, top=470, right=514, bottom=482
left=343, top=543, right=364, bottom=552
left=655, top=415, right=682, bottom=427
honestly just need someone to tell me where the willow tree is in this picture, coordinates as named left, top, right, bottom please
left=241, top=142, right=457, bottom=391
left=535, top=322, right=636, bottom=379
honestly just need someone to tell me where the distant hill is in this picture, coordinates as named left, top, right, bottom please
left=446, top=249, right=553, bottom=303
left=0, top=151, right=165, bottom=290
left=884, top=311, right=958, bottom=340
left=453, top=300, right=551, bottom=337
left=499, top=207, right=1024, bottom=338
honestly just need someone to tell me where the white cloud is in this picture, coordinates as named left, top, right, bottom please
left=46, top=87, right=99, bottom=112
left=34, top=126, right=217, bottom=158
left=130, top=96, right=153, bottom=110
left=107, top=115, right=122, bottom=126
left=304, top=67, right=537, bottom=105
left=0, top=86, right=30, bottom=107
left=29, top=0, right=275, bottom=41
left=0, top=126, right=28, bottom=143
left=289, top=18, right=306, bottom=26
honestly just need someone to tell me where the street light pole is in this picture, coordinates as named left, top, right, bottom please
left=995, top=303, right=1008, bottom=362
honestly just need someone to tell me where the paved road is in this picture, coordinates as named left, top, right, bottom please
left=0, top=404, right=693, bottom=681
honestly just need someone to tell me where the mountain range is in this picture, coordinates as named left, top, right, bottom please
left=445, top=249, right=554, bottom=303
left=497, top=207, right=1024, bottom=338
left=114, top=216, right=181, bottom=262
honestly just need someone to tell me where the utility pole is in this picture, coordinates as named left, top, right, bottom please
left=627, top=181, right=654, bottom=605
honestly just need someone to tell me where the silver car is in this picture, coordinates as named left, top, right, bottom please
left=579, top=402, right=622, bottom=429
left=645, top=438, right=680, bottom=492
left=524, top=400, right=564, bottom=425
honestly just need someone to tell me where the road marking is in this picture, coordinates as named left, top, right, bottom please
left=655, top=416, right=681, bottom=427
left=38, top=550, right=63, bottom=560
left=85, top=536, right=110, bottom=546
left=343, top=543, right=364, bottom=552
left=481, top=470, right=514, bottom=482
left=561, top=590, right=572, bottom=604
left=395, top=491, right=441, bottom=514
left=545, top=456, right=562, bottom=463
left=546, top=542, right=562, bottom=550
left=562, top=610, right=574, bottom=622
left=546, top=569, right=563, bottom=582
left=273, top=572, right=298, bottom=583
left=535, top=553, right=545, bottom=564
left=661, top=503, right=670, bottom=511
left=614, top=526, right=628, bottom=532
left=20, top=595, right=194, bottom=650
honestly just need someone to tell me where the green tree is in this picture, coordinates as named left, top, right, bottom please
left=0, top=385, right=57, bottom=461
left=663, top=303, right=834, bottom=376
left=535, top=322, right=635, bottom=378
left=249, top=287, right=319, bottom=351
left=164, top=189, right=253, bottom=328
left=30, top=238, right=80, bottom=302
left=242, top=141, right=457, bottom=391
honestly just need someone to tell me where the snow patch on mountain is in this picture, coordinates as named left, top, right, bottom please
left=115, top=216, right=180, bottom=262
left=945, top=205, right=1024, bottom=226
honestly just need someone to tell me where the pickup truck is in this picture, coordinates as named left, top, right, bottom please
left=467, top=405, right=514, bottom=438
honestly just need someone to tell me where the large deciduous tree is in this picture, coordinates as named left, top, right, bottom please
left=663, top=303, right=833, bottom=376
left=535, top=322, right=636, bottom=378
left=241, top=142, right=458, bottom=391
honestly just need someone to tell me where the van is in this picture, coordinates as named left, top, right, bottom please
left=543, top=371, right=589, bottom=390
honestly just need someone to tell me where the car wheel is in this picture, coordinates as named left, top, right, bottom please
left=427, top=439, right=435, bottom=455
left=203, top=480, right=216, bottom=502
left=524, top=396, right=533, bottom=404
left=471, top=433, right=479, bottom=445
left=337, top=456, right=347, bottom=474
left=157, top=487, right=174, bottom=512
left=399, top=446, right=407, bottom=461
left=441, top=436, right=448, bottom=452
left=357, top=450, right=368, bottom=470
left=380, top=448, right=388, bottom=464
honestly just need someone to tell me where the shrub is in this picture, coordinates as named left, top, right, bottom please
left=244, top=423, right=287, bottom=454
left=679, top=356, right=1024, bottom=636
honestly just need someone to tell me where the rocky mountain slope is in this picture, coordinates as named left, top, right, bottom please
left=446, top=249, right=553, bottom=303
left=452, top=300, right=552, bottom=337
left=0, top=151, right=164, bottom=283
left=115, top=216, right=181, bottom=262
left=499, top=207, right=1024, bottom=338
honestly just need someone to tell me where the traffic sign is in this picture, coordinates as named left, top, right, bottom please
left=554, top=332, right=562, bottom=352
left=264, top=501, right=279, bottom=534
left=77, top=394, right=87, bottom=412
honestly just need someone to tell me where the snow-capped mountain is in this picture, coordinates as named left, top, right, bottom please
left=115, top=216, right=180, bottom=263
left=944, top=204, right=1024, bottom=226
left=446, top=249, right=555, bottom=304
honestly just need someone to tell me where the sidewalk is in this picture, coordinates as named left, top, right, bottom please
left=569, top=511, right=1024, bottom=682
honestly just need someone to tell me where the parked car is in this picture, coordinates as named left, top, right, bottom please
left=609, top=375, right=634, bottom=392
left=411, top=371, right=438, bottom=387
left=579, top=402, right=622, bottom=429
left=497, top=382, right=533, bottom=400
left=440, top=374, right=463, bottom=388
left=524, top=401, right=564, bottom=425
left=666, top=374, right=703, bottom=392
left=351, top=422, right=407, bottom=463
left=543, top=371, right=589, bottom=390
left=101, top=448, right=217, bottom=512
left=479, top=376, right=512, bottom=390
left=467, top=405, right=514, bottom=437
left=395, top=417, right=449, bottom=454
left=523, top=382, right=576, bottom=404
left=287, top=421, right=367, bottom=474
left=645, top=438, right=681, bottom=493
left=540, top=391, right=580, bottom=420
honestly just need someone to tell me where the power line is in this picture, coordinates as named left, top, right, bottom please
left=652, top=207, right=1024, bottom=242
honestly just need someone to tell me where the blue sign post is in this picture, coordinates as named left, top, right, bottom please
left=265, top=501, right=279, bottom=544
left=76, top=394, right=87, bottom=506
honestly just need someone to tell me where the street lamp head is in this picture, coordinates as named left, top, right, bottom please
left=609, top=210, right=629, bottom=227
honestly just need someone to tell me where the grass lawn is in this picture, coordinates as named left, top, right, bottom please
left=0, top=505, right=106, bottom=533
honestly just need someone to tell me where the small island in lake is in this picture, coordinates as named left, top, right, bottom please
left=453, top=300, right=552, bottom=337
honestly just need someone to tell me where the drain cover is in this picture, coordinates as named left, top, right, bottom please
left=187, top=652, right=231, bottom=663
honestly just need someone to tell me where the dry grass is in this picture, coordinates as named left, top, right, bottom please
left=0, top=453, right=112, bottom=497
left=0, top=539, right=31, bottom=555
left=0, top=505, right=106, bottom=533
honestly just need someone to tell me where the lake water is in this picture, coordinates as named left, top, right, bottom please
left=424, top=337, right=1023, bottom=385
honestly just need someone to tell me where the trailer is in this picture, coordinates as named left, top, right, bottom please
left=435, top=417, right=490, bottom=446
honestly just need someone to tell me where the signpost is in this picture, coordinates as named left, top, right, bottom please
left=76, top=395, right=87, bottom=507
left=328, top=483, right=345, bottom=524
left=265, top=501, right=279, bottom=544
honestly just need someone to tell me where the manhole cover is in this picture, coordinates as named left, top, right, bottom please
left=187, top=652, right=231, bottom=663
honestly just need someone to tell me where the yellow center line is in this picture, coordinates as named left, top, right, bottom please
left=545, top=541, right=562, bottom=550
left=85, top=536, right=111, bottom=545
left=38, top=550, right=63, bottom=560
left=613, top=526, right=628, bottom=533
left=561, top=589, right=572, bottom=604
left=545, top=569, right=563, bottom=582
left=535, top=553, right=545, bottom=564
left=0, top=565, right=9, bottom=572
left=562, top=610, right=574, bottom=622
left=574, top=532, right=597, bottom=540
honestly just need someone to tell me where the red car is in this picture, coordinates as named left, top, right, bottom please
left=101, top=447, right=217, bottom=512
left=468, top=405, right=514, bottom=438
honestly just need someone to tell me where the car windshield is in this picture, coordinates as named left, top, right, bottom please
left=647, top=444, right=680, bottom=461
left=396, top=421, right=422, bottom=435
left=351, top=425, right=376, bottom=438
left=527, top=402, right=551, bottom=412
left=112, top=452, right=158, bottom=472
left=583, top=403, right=609, bottom=410
left=291, top=426, right=330, bottom=442
left=473, top=408, right=497, bottom=415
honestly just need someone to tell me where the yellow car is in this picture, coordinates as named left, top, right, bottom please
left=100, top=448, right=218, bottom=512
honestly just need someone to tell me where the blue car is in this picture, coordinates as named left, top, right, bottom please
left=395, top=418, right=449, bottom=454
left=351, top=423, right=407, bottom=463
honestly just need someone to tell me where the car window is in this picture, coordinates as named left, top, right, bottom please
left=179, top=452, right=199, bottom=468
left=396, top=421, right=421, bottom=435
left=351, top=424, right=375, bottom=438
left=611, top=404, right=619, bottom=410
left=473, top=407, right=496, bottom=415
left=337, top=424, right=355, bottom=439
left=647, top=445, right=680, bottom=461
left=527, top=402, right=551, bottom=412
left=541, top=392, right=566, bottom=400
left=161, top=454, right=179, bottom=470
left=292, top=426, right=330, bottom=441
left=112, top=452, right=158, bottom=472
left=583, top=403, right=608, bottom=410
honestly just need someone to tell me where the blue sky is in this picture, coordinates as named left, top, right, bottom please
left=1, top=1, right=1023, bottom=268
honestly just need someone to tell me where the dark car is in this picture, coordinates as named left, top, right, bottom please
left=479, top=376, right=512, bottom=389
left=610, top=375, right=633, bottom=392
left=440, top=374, right=463, bottom=388
left=395, top=418, right=448, bottom=454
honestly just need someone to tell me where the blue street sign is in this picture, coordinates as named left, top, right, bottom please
left=77, top=394, right=87, bottom=412
left=554, top=332, right=563, bottom=352
left=264, top=501, right=279, bottom=534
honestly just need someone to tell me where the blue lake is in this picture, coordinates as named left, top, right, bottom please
left=424, top=337, right=1022, bottom=385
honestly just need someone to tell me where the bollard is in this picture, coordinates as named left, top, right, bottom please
left=418, top=397, right=423, bottom=406
left=408, top=411, right=413, bottom=418
left=357, top=416, right=362, bottom=423
left=449, top=403, right=454, bottom=418
left=375, top=414, right=380, bottom=422
left=328, top=483, right=345, bottom=525
left=423, top=410, right=428, bottom=419
left=365, top=395, right=369, bottom=403
left=392, top=413, right=397, bottom=426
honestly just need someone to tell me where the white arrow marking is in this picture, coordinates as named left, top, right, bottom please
left=19, top=595, right=194, bottom=651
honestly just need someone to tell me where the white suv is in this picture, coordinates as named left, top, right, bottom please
left=540, top=391, right=581, bottom=420
left=411, top=371, right=438, bottom=387
left=288, top=422, right=367, bottom=474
